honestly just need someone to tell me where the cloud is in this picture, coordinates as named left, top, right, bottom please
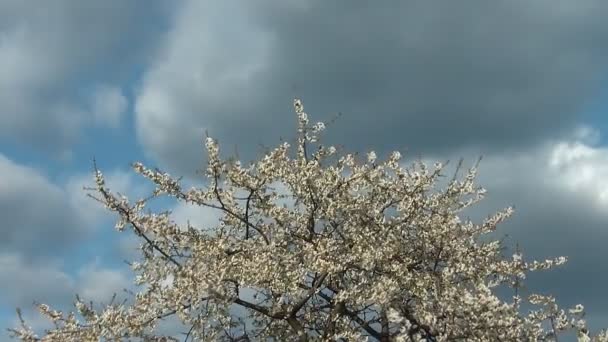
left=0, top=154, right=91, bottom=259
left=65, top=167, right=151, bottom=228
left=548, top=141, right=608, bottom=209
left=0, top=0, right=170, bottom=154
left=135, top=0, right=608, bottom=179
left=408, top=127, right=608, bottom=319
left=0, top=153, right=152, bottom=262
left=0, top=254, right=75, bottom=310
left=135, top=0, right=274, bottom=176
left=76, top=259, right=133, bottom=303
left=1, top=253, right=133, bottom=338
left=89, top=85, right=128, bottom=129
left=0, top=254, right=131, bottom=310
left=170, top=202, right=223, bottom=232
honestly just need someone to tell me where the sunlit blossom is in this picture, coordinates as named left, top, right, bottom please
left=9, top=99, right=607, bottom=341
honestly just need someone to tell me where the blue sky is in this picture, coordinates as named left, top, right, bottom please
left=1, top=0, right=608, bottom=338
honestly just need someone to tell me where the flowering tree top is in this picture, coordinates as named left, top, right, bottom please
left=9, top=99, right=607, bottom=341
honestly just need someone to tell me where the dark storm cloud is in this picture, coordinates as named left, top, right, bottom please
left=135, top=0, right=608, bottom=177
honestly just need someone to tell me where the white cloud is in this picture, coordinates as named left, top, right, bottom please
left=547, top=140, right=608, bottom=210
left=472, top=130, right=608, bottom=216
left=411, top=125, right=608, bottom=215
left=77, top=260, right=132, bottom=303
left=170, top=202, right=222, bottom=232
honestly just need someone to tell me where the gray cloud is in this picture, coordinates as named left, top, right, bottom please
left=1, top=254, right=133, bottom=340
left=0, top=153, right=150, bottom=262
left=135, top=0, right=608, bottom=177
left=0, top=254, right=75, bottom=310
left=65, top=167, right=152, bottom=229
left=0, top=0, right=171, bottom=154
left=89, top=85, right=128, bottom=129
left=415, top=131, right=608, bottom=321
left=0, top=154, right=91, bottom=259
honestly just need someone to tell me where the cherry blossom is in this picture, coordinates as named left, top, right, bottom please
left=9, top=99, right=607, bottom=341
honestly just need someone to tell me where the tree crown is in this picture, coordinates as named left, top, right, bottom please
left=9, top=99, right=606, bottom=341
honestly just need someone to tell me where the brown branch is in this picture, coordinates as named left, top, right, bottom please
left=289, top=272, right=328, bottom=318
left=302, top=285, right=381, bottom=340
left=322, top=300, right=345, bottom=339
left=286, top=316, right=308, bottom=342
left=92, top=161, right=182, bottom=269
left=402, top=307, right=437, bottom=341
left=206, top=172, right=270, bottom=244
left=380, top=309, right=390, bottom=342
left=233, top=298, right=284, bottom=320
left=244, top=190, right=254, bottom=240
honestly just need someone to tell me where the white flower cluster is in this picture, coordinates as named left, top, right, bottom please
left=9, top=99, right=607, bottom=341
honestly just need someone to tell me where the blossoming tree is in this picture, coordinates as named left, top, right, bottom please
left=9, top=99, right=607, bottom=341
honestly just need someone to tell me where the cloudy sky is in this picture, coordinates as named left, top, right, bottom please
left=1, top=0, right=608, bottom=338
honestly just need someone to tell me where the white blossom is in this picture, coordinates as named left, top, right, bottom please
left=367, top=151, right=377, bottom=163
left=9, top=99, right=607, bottom=342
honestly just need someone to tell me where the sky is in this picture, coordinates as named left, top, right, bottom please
left=1, top=0, right=608, bottom=338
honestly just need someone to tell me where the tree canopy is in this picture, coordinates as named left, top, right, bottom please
left=9, top=99, right=607, bottom=341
